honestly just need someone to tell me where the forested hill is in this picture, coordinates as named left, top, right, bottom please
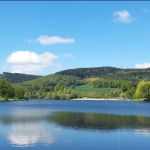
left=0, top=72, right=41, bottom=83
left=0, top=67, right=150, bottom=101
left=56, top=67, right=150, bottom=81
left=56, top=67, right=119, bottom=78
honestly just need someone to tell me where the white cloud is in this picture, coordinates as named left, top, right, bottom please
left=134, top=63, right=150, bottom=69
left=37, top=35, right=75, bottom=45
left=6, top=50, right=58, bottom=74
left=63, top=53, right=74, bottom=59
left=113, top=10, right=133, bottom=23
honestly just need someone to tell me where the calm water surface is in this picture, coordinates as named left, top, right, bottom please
left=0, top=100, right=150, bottom=150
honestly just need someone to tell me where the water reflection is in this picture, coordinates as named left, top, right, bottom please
left=135, top=128, right=150, bottom=137
left=48, top=112, right=150, bottom=131
left=1, top=110, right=150, bottom=148
left=0, top=110, right=61, bottom=147
left=7, top=122, right=55, bottom=147
left=1, top=111, right=150, bottom=131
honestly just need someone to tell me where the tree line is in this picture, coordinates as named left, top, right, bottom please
left=56, top=67, right=150, bottom=80
left=0, top=79, right=25, bottom=100
left=0, top=74, right=150, bottom=101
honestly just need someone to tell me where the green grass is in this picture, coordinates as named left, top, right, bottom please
left=73, top=85, right=118, bottom=98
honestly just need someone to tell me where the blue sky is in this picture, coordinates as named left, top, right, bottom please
left=0, top=2, right=150, bottom=75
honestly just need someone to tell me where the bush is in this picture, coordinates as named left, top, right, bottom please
left=135, top=81, right=150, bottom=100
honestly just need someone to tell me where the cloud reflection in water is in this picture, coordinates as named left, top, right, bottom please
left=7, top=122, right=56, bottom=147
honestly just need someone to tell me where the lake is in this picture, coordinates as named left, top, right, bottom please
left=0, top=100, right=150, bottom=150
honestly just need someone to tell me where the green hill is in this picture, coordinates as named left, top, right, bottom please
left=56, top=66, right=150, bottom=81
left=19, top=74, right=83, bottom=99
left=56, top=66, right=119, bottom=78
left=1, top=72, right=41, bottom=83
left=0, top=66, right=150, bottom=101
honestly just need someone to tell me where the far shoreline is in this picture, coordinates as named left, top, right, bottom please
left=0, top=97, right=144, bottom=102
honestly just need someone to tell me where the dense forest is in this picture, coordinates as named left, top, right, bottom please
left=0, top=72, right=41, bottom=83
left=56, top=67, right=150, bottom=81
left=0, top=66, right=150, bottom=101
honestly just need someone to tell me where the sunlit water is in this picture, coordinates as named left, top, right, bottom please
left=0, top=100, right=150, bottom=150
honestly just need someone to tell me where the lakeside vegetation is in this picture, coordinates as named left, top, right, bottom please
left=0, top=67, right=150, bottom=101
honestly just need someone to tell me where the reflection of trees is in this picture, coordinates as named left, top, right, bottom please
left=47, top=112, right=150, bottom=131
left=1, top=111, right=150, bottom=132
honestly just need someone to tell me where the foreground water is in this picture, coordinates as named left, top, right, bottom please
left=0, top=100, right=150, bottom=150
